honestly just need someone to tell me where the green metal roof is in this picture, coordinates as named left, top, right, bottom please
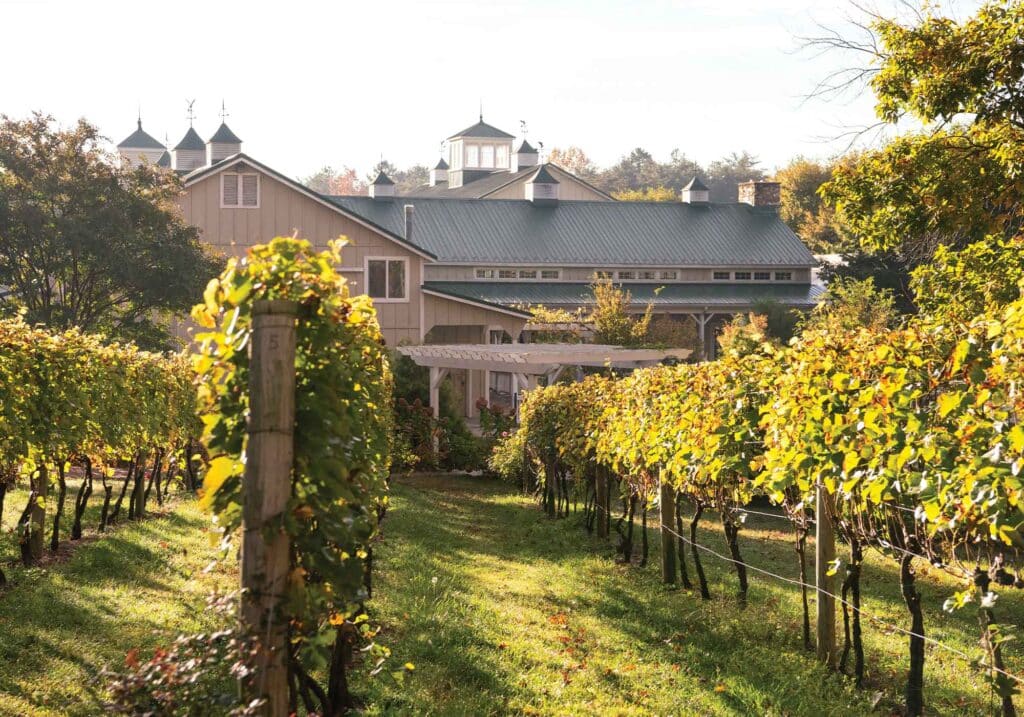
left=326, top=195, right=817, bottom=267
left=117, top=120, right=164, bottom=150
left=372, top=171, right=395, bottom=186
left=174, top=127, right=205, bottom=150
left=424, top=281, right=826, bottom=309
left=208, top=122, right=242, bottom=143
left=447, top=118, right=515, bottom=140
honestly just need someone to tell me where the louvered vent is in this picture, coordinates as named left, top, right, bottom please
left=241, top=174, right=259, bottom=206
left=222, top=174, right=239, bottom=206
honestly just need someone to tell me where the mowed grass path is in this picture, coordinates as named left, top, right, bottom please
left=356, top=475, right=1022, bottom=716
left=0, top=484, right=234, bottom=716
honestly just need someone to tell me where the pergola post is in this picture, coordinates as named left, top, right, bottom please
left=429, top=367, right=449, bottom=419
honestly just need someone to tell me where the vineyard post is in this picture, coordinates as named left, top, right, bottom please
left=596, top=465, right=609, bottom=539
left=241, top=299, right=297, bottom=716
left=659, top=475, right=677, bottom=584
left=29, top=463, right=47, bottom=561
left=815, top=482, right=837, bottom=667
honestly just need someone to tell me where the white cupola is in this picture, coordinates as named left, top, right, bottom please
left=511, top=139, right=539, bottom=172
left=173, top=127, right=206, bottom=171
left=116, top=118, right=166, bottom=167
left=207, top=121, right=242, bottom=165
left=369, top=171, right=396, bottom=199
left=681, top=176, right=710, bottom=204
left=525, top=164, right=560, bottom=205
left=429, top=158, right=449, bottom=187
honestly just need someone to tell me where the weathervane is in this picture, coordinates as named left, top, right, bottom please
left=185, top=99, right=196, bottom=127
left=219, top=100, right=229, bottom=122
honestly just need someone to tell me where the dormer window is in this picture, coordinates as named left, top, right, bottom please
left=221, top=173, right=259, bottom=208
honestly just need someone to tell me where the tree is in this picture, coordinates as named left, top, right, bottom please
left=303, top=165, right=365, bottom=195
left=774, top=157, right=844, bottom=252
left=595, top=148, right=667, bottom=193
left=751, top=299, right=800, bottom=343
left=0, top=113, right=218, bottom=349
left=716, top=313, right=771, bottom=357
left=547, top=146, right=597, bottom=178
left=798, top=277, right=898, bottom=334
left=392, top=164, right=429, bottom=194
left=611, top=186, right=677, bottom=202
left=590, top=279, right=650, bottom=347
left=705, top=151, right=765, bottom=203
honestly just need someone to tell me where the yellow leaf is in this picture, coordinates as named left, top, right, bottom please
left=199, top=456, right=236, bottom=511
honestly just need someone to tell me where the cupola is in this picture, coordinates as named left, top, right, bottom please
left=445, top=115, right=515, bottom=188
left=511, top=139, right=538, bottom=172
left=206, top=121, right=242, bottom=165
left=116, top=118, right=166, bottom=167
left=429, top=158, right=449, bottom=187
left=681, top=176, right=710, bottom=204
left=173, top=127, right=206, bottom=171
left=369, top=171, right=396, bottom=199
left=525, top=164, right=560, bottom=206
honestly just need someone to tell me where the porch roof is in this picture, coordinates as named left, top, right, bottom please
left=397, top=342, right=691, bottom=373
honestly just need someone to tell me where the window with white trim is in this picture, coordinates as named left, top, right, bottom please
left=540, top=269, right=560, bottom=280
left=734, top=271, right=752, bottom=280
left=639, top=270, right=657, bottom=280
left=466, top=144, right=479, bottom=167
left=617, top=271, right=635, bottom=280
left=594, top=271, right=613, bottom=280
left=660, top=271, right=678, bottom=280
left=481, top=145, right=495, bottom=168
left=775, top=271, right=792, bottom=281
left=753, top=271, right=771, bottom=280
left=713, top=271, right=730, bottom=280
left=366, top=258, right=407, bottom=300
left=476, top=268, right=495, bottom=279
left=222, top=173, right=259, bottom=207
left=498, top=269, right=517, bottom=279
left=519, top=269, right=537, bottom=279
left=496, top=145, right=509, bottom=168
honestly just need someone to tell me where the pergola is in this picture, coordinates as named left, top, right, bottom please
left=397, top=343, right=692, bottom=418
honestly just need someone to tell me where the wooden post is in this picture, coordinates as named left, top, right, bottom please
left=241, top=299, right=297, bottom=716
left=29, top=463, right=47, bottom=560
left=596, top=466, right=609, bottom=539
left=815, top=483, right=837, bottom=667
left=660, top=476, right=677, bottom=584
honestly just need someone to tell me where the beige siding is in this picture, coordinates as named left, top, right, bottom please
left=179, top=166, right=424, bottom=347
left=422, top=293, right=526, bottom=340
left=424, top=265, right=808, bottom=282
left=485, top=166, right=610, bottom=202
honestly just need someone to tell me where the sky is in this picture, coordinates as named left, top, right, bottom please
left=0, top=0, right=976, bottom=181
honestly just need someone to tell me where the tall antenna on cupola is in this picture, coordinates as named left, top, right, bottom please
left=185, top=99, right=196, bottom=127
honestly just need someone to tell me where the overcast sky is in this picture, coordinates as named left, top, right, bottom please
left=1, top=0, right=976, bottom=180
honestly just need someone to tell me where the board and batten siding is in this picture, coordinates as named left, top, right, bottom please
left=485, top=166, right=610, bottom=201
left=179, top=167, right=424, bottom=346
left=423, top=293, right=526, bottom=340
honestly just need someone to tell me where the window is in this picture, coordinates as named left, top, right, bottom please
left=713, top=271, right=730, bottom=280
left=366, top=258, right=407, bottom=300
left=540, top=269, right=560, bottom=280
left=594, top=271, right=613, bottom=280
left=775, top=271, right=792, bottom=281
left=481, top=145, right=495, bottom=168
left=519, top=269, right=537, bottom=279
left=476, top=268, right=495, bottom=279
left=466, top=144, right=479, bottom=167
left=496, top=145, right=509, bottom=168
left=734, top=271, right=752, bottom=280
left=660, top=271, right=678, bottom=280
left=754, top=271, right=771, bottom=280
left=639, top=270, right=657, bottom=280
left=617, top=271, right=635, bottom=280
left=221, top=173, right=259, bottom=208
left=498, top=269, right=517, bottom=279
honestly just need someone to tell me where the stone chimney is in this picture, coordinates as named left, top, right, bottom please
left=738, top=180, right=780, bottom=210
left=511, top=139, right=538, bottom=172
left=525, top=165, right=559, bottom=206
left=429, top=158, right=448, bottom=187
left=681, top=176, right=709, bottom=204
left=369, top=171, right=396, bottom=199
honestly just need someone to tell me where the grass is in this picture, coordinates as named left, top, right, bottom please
left=0, top=479, right=234, bottom=716
left=354, top=474, right=1022, bottom=716
left=0, top=472, right=1019, bottom=715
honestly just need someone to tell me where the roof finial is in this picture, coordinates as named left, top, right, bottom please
left=220, top=99, right=229, bottom=122
left=137, top=103, right=142, bottom=130
left=185, top=99, right=196, bottom=127
left=479, top=98, right=483, bottom=122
